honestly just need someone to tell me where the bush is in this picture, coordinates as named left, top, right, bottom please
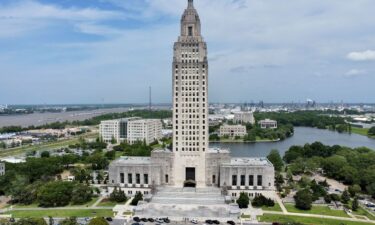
left=251, top=194, right=275, bottom=207
left=237, top=192, right=250, bottom=209
left=368, top=126, right=375, bottom=136
left=109, top=187, right=127, bottom=203
left=131, top=192, right=143, bottom=206
left=88, top=217, right=108, bottom=225
left=294, top=189, right=312, bottom=210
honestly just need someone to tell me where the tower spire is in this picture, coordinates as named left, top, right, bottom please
left=188, top=0, right=194, bottom=8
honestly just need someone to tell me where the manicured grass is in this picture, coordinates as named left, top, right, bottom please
left=70, top=197, right=99, bottom=207
left=4, top=209, right=113, bottom=218
left=12, top=198, right=99, bottom=209
left=351, top=127, right=370, bottom=136
left=352, top=207, right=375, bottom=221
left=97, top=199, right=118, bottom=207
left=285, top=204, right=350, bottom=218
left=258, top=213, right=374, bottom=225
left=260, top=202, right=283, bottom=212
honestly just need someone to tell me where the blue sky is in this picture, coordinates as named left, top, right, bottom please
left=0, top=0, right=374, bottom=104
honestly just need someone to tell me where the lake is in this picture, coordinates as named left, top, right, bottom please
left=210, top=127, right=375, bottom=157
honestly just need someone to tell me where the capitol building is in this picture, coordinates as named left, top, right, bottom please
left=108, top=0, right=275, bottom=204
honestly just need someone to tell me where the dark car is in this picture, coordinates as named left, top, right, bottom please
left=212, top=220, right=220, bottom=224
left=272, top=223, right=281, bottom=225
left=132, top=223, right=140, bottom=225
left=9, top=218, right=15, bottom=223
left=106, top=217, right=113, bottom=222
left=226, top=221, right=235, bottom=225
left=163, top=218, right=170, bottom=223
left=148, top=218, right=155, bottom=222
left=205, top=220, right=213, bottom=224
left=133, top=217, right=141, bottom=222
left=141, top=218, right=148, bottom=222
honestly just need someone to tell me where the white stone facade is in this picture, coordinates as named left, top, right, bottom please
left=108, top=0, right=275, bottom=198
left=99, top=118, right=162, bottom=145
left=219, top=124, right=247, bottom=137
left=127, top=119, right=163, bottom=145
left=0, top=163, right=4, bottom=176
left=258, top=119, right=277, bottom=129
left=233, top=112, right=255, bottom=124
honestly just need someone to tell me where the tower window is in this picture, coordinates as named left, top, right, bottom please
left=188, top=26, right=193, bottom=36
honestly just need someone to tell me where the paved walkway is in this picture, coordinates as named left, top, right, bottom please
left=273, top=193, right=287, bottom=214
left=92, top=196, right=105, bottom=207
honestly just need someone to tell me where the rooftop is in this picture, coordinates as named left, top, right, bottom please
left=223, top=157, right=273, bottom=167
left=112, top=156, right=151, bottom=165
left=207, top=147, right=230, bottom=154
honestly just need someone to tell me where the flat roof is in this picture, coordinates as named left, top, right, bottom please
left=207, top=147, right=230, bottom=154
left=112, top=156, right=151, bottom=165
left=223, top=157, right=273, bottom=166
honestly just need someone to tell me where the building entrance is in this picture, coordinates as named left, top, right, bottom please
left=184, top=167, right=196, bottom=187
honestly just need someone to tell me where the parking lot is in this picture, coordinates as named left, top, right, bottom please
left=130, top=217, right=236, bottom=225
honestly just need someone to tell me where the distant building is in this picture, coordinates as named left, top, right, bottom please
left=99, top=118, right=162, bottom=145
left=233, top=111, right=255, bottom=124
left=219, top=124, right=247, bottom=137
left=0, top=162, right=5, bottom=176
left=258, top=119, right=277, bottom=129
left=127, top=119, right=163, bottom=145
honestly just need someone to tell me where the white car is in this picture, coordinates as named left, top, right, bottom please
left=191, top=219, right=198, bottom=224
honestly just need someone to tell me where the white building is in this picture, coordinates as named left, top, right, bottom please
left=233, top=111, right=255, bottom=124
left=0, top=162, right=5, bottom=176
left=99, top=118, right=162, bottom=145
left=127, top=119, right=163, bottom=145
left=219, top=124, right=247, bottom=137
left=258, top=119, right=277, bottom=129
left=108, top=0, right=274, bottom=202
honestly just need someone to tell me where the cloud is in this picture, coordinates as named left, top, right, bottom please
left=347, top=50, right=375, bottom=61
left=344, top=69, right=367, bottom=78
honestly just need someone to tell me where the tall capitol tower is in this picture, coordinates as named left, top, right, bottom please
left=172, top=0, right=208, bottom=188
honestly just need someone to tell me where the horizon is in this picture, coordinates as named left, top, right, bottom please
left=0, top=0, right=374, bottom=104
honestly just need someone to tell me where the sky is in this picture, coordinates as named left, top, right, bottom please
left=0, top=0, right=374, bottom=104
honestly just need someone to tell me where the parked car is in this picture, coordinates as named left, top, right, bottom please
left=148, top=218, right=155, bottom=222
left=272, top=223, right=281, bottom=225
left=205, top=220, right=213, bottom=224
left=226, top=221, right=235, bottom=225
left=191, top=219, right=198, bottom=224
left=163, top=218, right=170, bottom=223
left=133, top=217, right=141, bottom=222
left=212, top=220, right=220, bottom=224
left=141, top=218, right=148, bottom=222
left=155, top=218, right=164, bottom=223
left=105, top=217, right=113, bottom=222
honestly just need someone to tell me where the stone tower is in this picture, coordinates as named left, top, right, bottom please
left=172, top=0, right=209, bottom=188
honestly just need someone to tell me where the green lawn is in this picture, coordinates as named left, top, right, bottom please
left=352, top=207, right=375, bottom=221
left=351, top=127, right=370, bottom=136
left=285, top=204, right=350, bottom=218
left=256, top=202, right=283, bottom=212
left=258, top=213, right=374, bottom=225
left=12, top=197, right=99, bottom=209
left=97, top=199, right=118, bottom=207
left=3, top=209, right=113, bottom=218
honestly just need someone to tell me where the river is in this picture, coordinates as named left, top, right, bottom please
left=210, top=127, right=375, bottom=157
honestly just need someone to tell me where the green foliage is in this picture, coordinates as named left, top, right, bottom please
left=104, top=150, right=116, bottom=160
left=368, top=126, right=375, bottom=136
left=40, top=151, right=50, bottom=158
left=209, top=134, right=220, bottom=141
left=341, top=190, right=350, bottom=204
left=14, top=218, right=47, bottom=225
left=237, top=192, right=250, bottom=209
left=109, top=187, right=127, bottom=203
left=88, top=217, right=109, bottom=225
left=294, top=189, right=313, bottom=210
left=267, top=149, right=284, bottom=172
left=86, top=153, right=109, bottom=170
left=352, top=197, right=359, bottom=211
left=60, top=217, right=79, bottom=225
left=348, top=184, right=361, bottom=197
left=113, top=141, right=152, bottom=157
left=251, top=194, right=274, bottom=208
left=71, top=183, right=93, bottom=205
left=130, top=192, right=143, bottom=206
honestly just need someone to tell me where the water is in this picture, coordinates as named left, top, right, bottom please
left=210, top=127, right=375, bottom=157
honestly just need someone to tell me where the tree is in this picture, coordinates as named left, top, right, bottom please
left=105, top=151, right=116, bottom=160
left=71, top=184, right=93, bottom=205
left=109, top=187, right=127, bottom=203
left=368, top=126, right=375, bottom=136
left=38, top=181, right=75, bottom=207
left=131, top=192, right=143, bottom=206
left=267, top=149, right=284, bottom=172
left=88, top=217, right=109, bottom=225
left=60, top=217, right=79, bottom=225
left=237, top=192, right=250, bottom=209
left=294, top=189, right=312, bottom=210
left=251, top=194, right=274, bottom=207
left=348, top=184, right=361, bottom=197
left=341, top=190, right=350, bottom=204
left=14, top=218, right=47, bottom=225
left=40, top=151, right=50, bottom=158
left=352, top=197, right=359, bottom=211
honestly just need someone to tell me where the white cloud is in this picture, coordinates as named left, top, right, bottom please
left=347, top=50, right=375, bottom=61
left=344, top=69, right=367, bottom=77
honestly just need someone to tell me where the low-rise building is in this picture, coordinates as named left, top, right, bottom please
left=219, top=124, right=247, bottom=137
left=258, top=119, right=277, bottom=129
left=233, top=112, right=255, bottom=124
left=99, top=118, right=162, bottom=145
left=0, top=162, right=5, bottom=176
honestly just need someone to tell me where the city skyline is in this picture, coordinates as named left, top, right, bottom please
left=0, top=0, right=375, bottom=104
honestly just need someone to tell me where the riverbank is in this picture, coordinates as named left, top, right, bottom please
left=210, top=138, right=280, bottom=143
